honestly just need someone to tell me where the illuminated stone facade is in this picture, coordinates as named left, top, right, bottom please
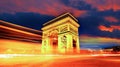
left=41, top=13, right=80, bottom=53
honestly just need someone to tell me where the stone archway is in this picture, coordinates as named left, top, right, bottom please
left=49, top=30, right=58, bottom=48
left=73, top=39, right=76, bottom=49
left=41, top=13, right=80, bottom=53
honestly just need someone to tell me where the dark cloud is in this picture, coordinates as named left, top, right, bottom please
left=0, top=0, right=87, bottom=17
left=83, top=0, right=120, bottom=11
left=61, top=0, right=96, bottom=11
left=104, top=16, right=119, bottom=23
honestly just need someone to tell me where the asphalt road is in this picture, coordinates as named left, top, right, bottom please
left=0, top=54, right=120, bottom=67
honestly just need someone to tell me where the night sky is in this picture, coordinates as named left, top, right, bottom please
left=0, top=0, right=120, bottom=49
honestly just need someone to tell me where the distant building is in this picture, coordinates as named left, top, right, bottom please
left=103, top=46, right=120, bottom=52
left=0, top=20, right=42, bottom=43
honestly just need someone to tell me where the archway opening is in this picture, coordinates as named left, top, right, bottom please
left=49, top=31, right=58, bottom=48
left=52, top=36, right=58, bottom=47
left=73, top=39, right=76, bottom=49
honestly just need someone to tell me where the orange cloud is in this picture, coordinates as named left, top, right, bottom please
left=98, top=25, right=113, bottom=32
left=27, top=0, right=88, bottom=17
left=0, top=0, right=87, bottom=17
left=104, top=16, right=119, bottom=22
left=111, top=25, right=120, bottom=30
left=84, top=0, right=120, bottom=11
left=98, top=25, right=120, bottom=32
left=28, top=5, right=87, bottom=17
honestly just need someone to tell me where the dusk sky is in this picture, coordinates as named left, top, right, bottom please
left=0, top=0, right=120, bottom=49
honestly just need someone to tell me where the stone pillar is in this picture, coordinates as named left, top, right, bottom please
left=66, top=34, right=72, bottom=52
left=76, top=36, right=80, bottom=53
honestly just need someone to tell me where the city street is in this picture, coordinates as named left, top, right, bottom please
left=0, top=54, right=120, bottom=67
